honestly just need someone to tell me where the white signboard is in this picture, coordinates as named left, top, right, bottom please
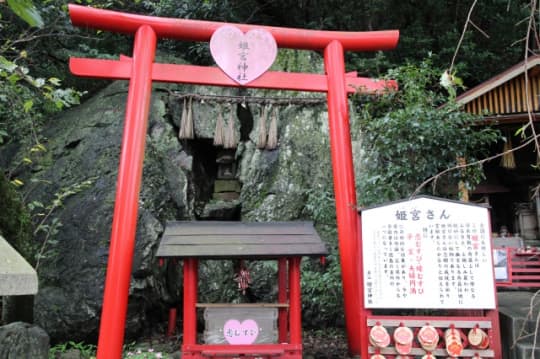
left=362, top=196, right=496, bottom=309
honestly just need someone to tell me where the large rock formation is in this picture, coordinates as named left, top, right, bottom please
left=1, top=50, right=355, bottom=341
left=0, top=322, right=49, bottom=359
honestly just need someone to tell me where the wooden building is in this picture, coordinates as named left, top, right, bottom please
left=456, top=55, right=540, bottom=241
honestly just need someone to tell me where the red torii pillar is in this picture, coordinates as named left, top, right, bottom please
left=67, top=5, right=399, bottom=358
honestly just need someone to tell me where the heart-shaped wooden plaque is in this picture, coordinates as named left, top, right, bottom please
left=210, top=25, right=277, bottom=85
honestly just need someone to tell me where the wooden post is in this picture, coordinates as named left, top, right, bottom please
left=96, top=25, right=156, bottom=359
left=183, top=258, right=198, bottom=346
left=324, top=40, right=363, bottom=355
left=288, top=257, right=302, bottom=345
left=278, top=258, right=288, bottom=343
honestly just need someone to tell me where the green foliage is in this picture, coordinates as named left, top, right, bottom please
left=354, top=58, right=501, bottom=206
left=6, top=0, right=43, bottom=28
left=122, top=342, right=169, bottom=359
left=0, top=52, right=82, bottom=146
left=123, top=348, right=169, bottom=358
left=0, top=1, right=88, bottom=270
left=301, top=252, right=343, bottom=327
left=49, top=341, right=96, bottom=359
left=31, top=178, right=96, bottom=270
left=301, top=187, right=343, bottom=327
left=0, top=172, right=34, bottom=261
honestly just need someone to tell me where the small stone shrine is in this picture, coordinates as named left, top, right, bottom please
left=156, top=221, right=327, bottom=358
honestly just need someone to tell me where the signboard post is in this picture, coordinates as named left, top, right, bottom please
left=360, top=196, right=502, bottom=359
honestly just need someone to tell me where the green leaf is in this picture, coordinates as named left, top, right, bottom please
left=7, top=0, right=44, bottom=28
left=10, top=178, right=24, bottom=187
left=23, top=99, right=33, bottom=113
left=48, top=77, right=61, bottom=86
left=0, top=56, right=17, bottom=72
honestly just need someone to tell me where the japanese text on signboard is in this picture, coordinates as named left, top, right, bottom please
left=362, top=198, right=495, bottom=309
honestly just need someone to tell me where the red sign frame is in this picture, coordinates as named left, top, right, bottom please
left=68, top=4, right=399, bottom=358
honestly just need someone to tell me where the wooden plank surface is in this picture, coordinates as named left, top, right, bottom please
left=157, top=221, right=327, bottom=258
left=160, top=234, right=322, bottom=245
left=164, top=221, right=316, bottom=235
left=196, top=303, right=289, bottom=308
left=157, top=243, right=327, bottom=258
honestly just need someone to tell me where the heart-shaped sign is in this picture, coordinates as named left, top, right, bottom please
left=210, top=25, right=277, bottom=85
left=223, top=319, right=260, bottom=344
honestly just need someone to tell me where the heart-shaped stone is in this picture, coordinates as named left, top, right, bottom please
left=223, top=319, right=260, bottom=344
left=210, top=25, right=277, bottom=85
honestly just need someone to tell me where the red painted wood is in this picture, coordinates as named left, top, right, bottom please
left=486, top=306, right=503, bottom=359
left=357, top=214, right=370, bottom=359
left=69, top=4, right=398, bottom=52
left=496, top=247, right=540, bottom=288
left=167, top=308, right=177, bottom=337
left=69, top=57, right=396, bottom=94
left=95, top=25, right=156, bottom=359
left=278, top=259, right=288, bottom=343
left=288, top=257, right=302, bottom=345
left=182, top=343, right=302, bottom=358
left=324, top=40, right=363, bottom=356
left=183, top=259, right=198, bottom=345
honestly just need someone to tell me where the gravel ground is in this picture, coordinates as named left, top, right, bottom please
left=128, top=328, right=352, bottom=358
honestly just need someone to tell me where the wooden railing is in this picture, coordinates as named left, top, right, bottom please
left=495, top=247, right=540, bottom=288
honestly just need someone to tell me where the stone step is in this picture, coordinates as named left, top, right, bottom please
left=498, top=291, right=540, bottom=359
left=214, top=179, right=241, bottom=193
left=515, top=340, right=540, bottom=359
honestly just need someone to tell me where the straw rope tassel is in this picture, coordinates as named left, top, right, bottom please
left=256, top=105, right=268, bottom=149
left=186, top=97, right=194, bottom=139
left=178, top=97, right=187, bottom=139
left=266, top=105, right=278, bottom=150
left=213, top=104, right=224, bottom=146
left=179, top=97, right=194, bottom=139
left=224, top=104, right=238, bottom=149
left=500, top=133, right=516, bottom=169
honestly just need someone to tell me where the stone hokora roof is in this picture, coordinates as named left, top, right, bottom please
left=156, top=221, right=328, bottom=259
left=0, top=235, right=38, bottom=295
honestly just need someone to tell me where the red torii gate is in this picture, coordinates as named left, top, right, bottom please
left=67, top=4, right=399, bottom=358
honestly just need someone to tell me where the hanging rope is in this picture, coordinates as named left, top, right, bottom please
left=256, top=104, right=268, bottom=149
left=178, top=97, right=194, bottom=139
left=213, top=104, right=225, bottom=146
left=224, top=104, right=238, bottom=149
left=169, top=91, right=326, bottom=106
left=266, top=105, right=279, bottom=150
left=171, top=91, right=326, bottom=149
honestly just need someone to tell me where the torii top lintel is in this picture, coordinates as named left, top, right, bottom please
left=69, top=4, right=398, bottom=52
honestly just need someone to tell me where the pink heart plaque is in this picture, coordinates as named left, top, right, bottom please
left=210, top=25, right=277, bottom=85
left=223, top=319, right=260, bottom=344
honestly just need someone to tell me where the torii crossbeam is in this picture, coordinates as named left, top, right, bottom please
left=68, top=4, right=399, bottom=358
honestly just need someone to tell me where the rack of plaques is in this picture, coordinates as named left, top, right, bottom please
left=360, top=196, right=502, bottom=359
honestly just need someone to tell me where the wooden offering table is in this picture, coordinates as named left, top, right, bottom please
left=156, top=221, right=327, bottom=359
